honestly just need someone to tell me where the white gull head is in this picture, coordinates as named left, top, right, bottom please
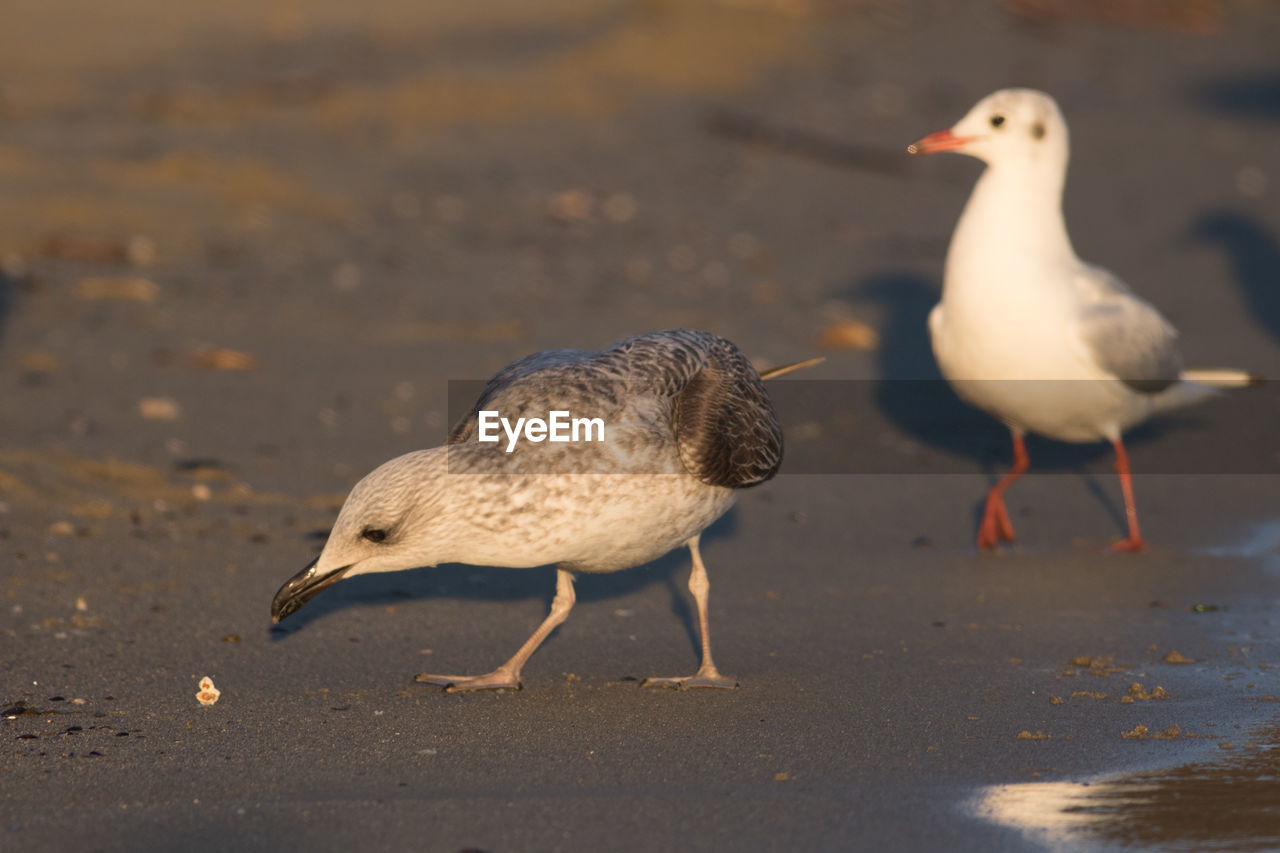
left=909, top=87, right=1069, bottom=178
left=271, top=449, right=454, bottom=622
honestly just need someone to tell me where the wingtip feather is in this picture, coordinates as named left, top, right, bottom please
left=1180, top=368, right=1265, bottom=388
left=758, top=356, right=825, bottom=381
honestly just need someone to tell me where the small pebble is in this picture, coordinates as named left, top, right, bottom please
left=546, top=189, right=593, bottom=222
left=815, top=319, right=879, bottom=351
left=139, top=397, right=182, bottom=421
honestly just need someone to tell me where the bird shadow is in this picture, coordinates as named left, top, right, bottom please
left=268, top=508, right=740, bottom=660
left=1189, top=209, right=1280, bottom=347
left=855, top=271, right=998, bottom=462
left=851, top=270, right=1183, bottom=531
left=1189, top=71, right=1280, bottom=122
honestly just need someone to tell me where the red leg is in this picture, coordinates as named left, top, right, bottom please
left=978, top=433, right=1029, bottom=550
left=1108, top=438, right=1147, bottom=553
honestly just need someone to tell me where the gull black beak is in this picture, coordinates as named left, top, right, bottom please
left=271, top=557, right=352, bottom=624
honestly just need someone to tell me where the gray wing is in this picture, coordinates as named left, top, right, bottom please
left=1074, top=265, right=1182, bottom=394
left=613, top=330, right=783, bottom=489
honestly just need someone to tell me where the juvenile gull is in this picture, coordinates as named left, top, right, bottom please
left=908, top=88, right=1259, bottom=552
left=271, top=329, right=791, bottom=691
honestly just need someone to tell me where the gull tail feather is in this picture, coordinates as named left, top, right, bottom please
left=1179, top=368, right=1264, bottom=388
left=1153, top=368, right=1264, bottom=414
left=758, top=357, right=825, bottom=381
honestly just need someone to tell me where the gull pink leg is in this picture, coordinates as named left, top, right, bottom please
left=1107, top=438, right=1147, bottom=554
left=977, top=432, right=1029, bottom=550
left=416, top=568, right=577, bottom=691
left=643, top=534, right=738, bottom=689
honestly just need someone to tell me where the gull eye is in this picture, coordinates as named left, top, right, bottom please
left=361, top=528, right=388, bottom=543
left=990, top=114, right=1005, bottom=129
left=1030, top=121, right=1046, bottom=140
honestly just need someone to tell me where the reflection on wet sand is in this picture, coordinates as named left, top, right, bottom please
left=1203, top=520, right=1280, bottom=573
left=979, top=723, right=1280, bottom=849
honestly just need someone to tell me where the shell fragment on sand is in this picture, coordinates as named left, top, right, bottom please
left=196, top=676, right=221, bottom=706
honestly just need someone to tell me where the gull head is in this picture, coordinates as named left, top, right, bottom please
left=271, top=449, right=449, bottom=623
left=908, top=88, right=1069, bottom=171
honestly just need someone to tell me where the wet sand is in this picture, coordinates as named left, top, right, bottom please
left=3, top=1, right=1280, bottom=850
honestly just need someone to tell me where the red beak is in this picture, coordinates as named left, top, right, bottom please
left=907, top=129, right=976, bottom=155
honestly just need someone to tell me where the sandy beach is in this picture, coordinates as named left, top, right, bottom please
left=3, top=1, right=1279, bottom=849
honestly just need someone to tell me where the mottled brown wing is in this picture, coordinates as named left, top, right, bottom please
left=674, top=358, right=783, bottom=489
left=446, top=414, right=474, bottom=444
left=446, top=348, right=595, bottom=444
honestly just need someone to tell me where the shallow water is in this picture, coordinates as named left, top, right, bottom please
left=979, top=726, right=1280, bottom=851
left=978, top=521, right=1280, bottom=851
left=1202, top=520, right=1280, bottom=573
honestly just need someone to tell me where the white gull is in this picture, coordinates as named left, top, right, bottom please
left=909, top=88, right=1258, bottom=552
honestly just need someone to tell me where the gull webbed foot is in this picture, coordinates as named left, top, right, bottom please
left=641, top=670, right=739, bottom=690
left=414, top=669, right=522, bottom=692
